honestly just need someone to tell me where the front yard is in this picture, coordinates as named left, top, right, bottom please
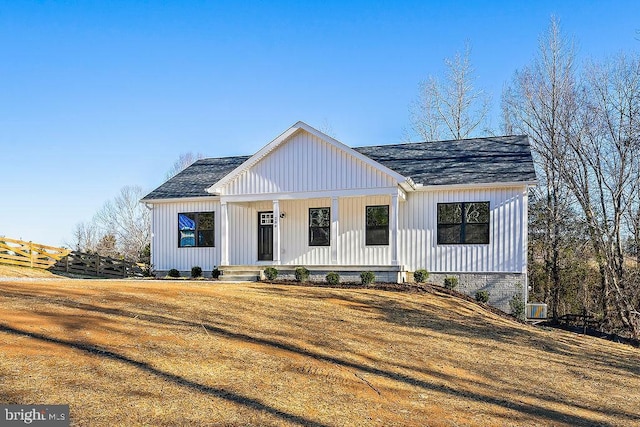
left=0, top=278, right=638, bottom=426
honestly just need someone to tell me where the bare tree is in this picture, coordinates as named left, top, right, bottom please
left=502, top=17, right=579, bottom=320
left=95, top=185, right=150, bottom=261
left=409, top=43, right=491, bottom=141
left=561, top=54, right=640, bottom=336
left=318, top=118, right=337, bottom=139
left=165, top=152, right=205, bottom=180
left=68, top=220, right=100, bottom=253
left=505, top=17, right=640, bottom=337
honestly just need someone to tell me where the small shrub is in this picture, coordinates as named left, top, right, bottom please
left=510, top=292, right=526, bottom=321
left=360, top=271, right=375, bottom=286
left=142, top=264, right=154, bottom=277
left=211, top=267, right=221, bottom=279
left=326, top=272, right=340, bottom=285
left=443, top=276, right=458, bottom=290
left=414, top=269, right=429, bottom=283
left=294, top=266, right=310, bottom=283
left=168, top=268, right=180, bottom=278
left=191, top=266, right=203, bottom=278
left=475, top=290, right=490, bottom=303
left=264, top=267, right=278, bottom=281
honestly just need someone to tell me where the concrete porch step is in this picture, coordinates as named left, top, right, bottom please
left=219, top=266, right=263, bottom=281
left=220, top=274, right=261, bottom=282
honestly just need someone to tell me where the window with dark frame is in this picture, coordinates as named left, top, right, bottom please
left=366, top=205, right=389, bottom=245
left=309, top=207, right=330, bottom=246
left=178, top=212, right=215, bottom=247
left=437, top=202, right=490, bottom=244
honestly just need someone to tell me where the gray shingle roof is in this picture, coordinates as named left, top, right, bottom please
left=354, top=135, right=537, bottom=186
left=142, top=135, right=536, bottom=201
left=142, top=156, right=250, bottom=200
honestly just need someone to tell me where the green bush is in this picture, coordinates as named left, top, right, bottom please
left=211, top=267, right=221, bottom=279
left=326, top=272, right=340, bottom=285
left=264, top=267, right=278, bottom=281
left=360, top=271, right=375, bottom=286
left=191, top=266, right=203, bottom=278
left=168, top=268, right=180, bottom=278
left=414, top=269, right=429, bottom=283
left=475, top=290, right=490, bottom=303
left=510, top=293, right=526, bottom=321
left=443, top=276, right=458, bottom=290
left=295, top=266, right=310, bottom=283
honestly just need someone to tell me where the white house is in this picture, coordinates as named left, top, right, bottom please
left=142, top=121, right=537, bottom=311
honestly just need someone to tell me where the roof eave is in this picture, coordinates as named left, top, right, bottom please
left=140, top=195, right=220, bottom=204
left=414, top=180, right=537, bottom=191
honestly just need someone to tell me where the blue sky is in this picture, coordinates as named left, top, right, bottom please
left=1, top=1, right=639, bottom=247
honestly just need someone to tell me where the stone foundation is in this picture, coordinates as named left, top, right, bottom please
left=427, top=272, right=526, bottom=313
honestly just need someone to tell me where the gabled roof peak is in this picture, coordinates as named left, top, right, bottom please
left=205, top=121, right=408, bottom=194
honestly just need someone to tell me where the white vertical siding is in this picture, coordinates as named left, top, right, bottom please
left=338, top=195, right=391, bottom=266
left=151, top=199, right=220, bottom=272
left=222, top=130, right=397, bottom=195
left=280, top=199, right=332, bottom=265
left=398, top=186, right=527, bottom=273
left=152, top=187, right=527, bottom=273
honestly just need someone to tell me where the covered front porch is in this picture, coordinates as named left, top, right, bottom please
left=217, top=188, right=407, bottom=271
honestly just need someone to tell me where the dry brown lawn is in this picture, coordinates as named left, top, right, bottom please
left=0, top=275, right=639, bottom=426
left=0, top=264, right=62, bottom=278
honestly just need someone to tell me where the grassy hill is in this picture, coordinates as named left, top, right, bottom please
left=0, top=275, right=638, bottom=426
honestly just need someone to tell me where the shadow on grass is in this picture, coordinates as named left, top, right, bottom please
left=256, top=285, right=640, bottom=377
left=0, top=323, right=329, bottom=427
left=2, top=285, right=637, bottom=426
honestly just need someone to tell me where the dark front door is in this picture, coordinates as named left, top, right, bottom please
left=258, top=211, right=274, bottom=261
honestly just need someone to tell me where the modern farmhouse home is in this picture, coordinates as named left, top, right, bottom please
left=142, top=121, right=536, bottom=311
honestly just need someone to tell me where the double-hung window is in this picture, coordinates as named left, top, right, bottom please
left=309, top=207, right=330, bottom=246
left=366, top=205, right=389, bottom=245
left=178, top=212, right=215, bottom=247
left=437, top=202, right=490, bottom=244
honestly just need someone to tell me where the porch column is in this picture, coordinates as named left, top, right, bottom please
left=220, top=201, right=229, bottom=266
left=331, top=196, right=339, bottom=264
left=390, top=194, right=399, bottom=266
left=273, top=200, right=281, bottom=265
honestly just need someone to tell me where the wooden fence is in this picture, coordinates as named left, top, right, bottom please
left=0, top=237, right=70, bottom=269
left=0, top=237, right=145, bottom=278
left=50, top=251, right=146, bottom=278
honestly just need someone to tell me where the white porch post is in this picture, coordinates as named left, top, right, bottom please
left=331, top=196, right=339, bottom=264
left=273, top=200, right=281, bottom=265
left=390, top=194, right=399, bottom=266
left=220, top=201, right=229, bottom=266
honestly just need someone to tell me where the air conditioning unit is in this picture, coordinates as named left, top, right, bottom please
left=526, top=303, right=548, bottom=320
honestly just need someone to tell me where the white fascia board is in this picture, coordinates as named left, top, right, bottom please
left=414, top=181, right=537, bottom=191
left=140, top=196, right=220, bottom=204
left=206, top=121, right=412, bottom=195
left=220, top=186, right=402, bottom=203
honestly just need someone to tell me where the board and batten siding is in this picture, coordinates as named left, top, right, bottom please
left=399, top=186, right=527, bottom=273
left=221, top=130, right=397, bottom=195
left=150, top=188, right=527, bottom=273
left=151, top=199, right=220, bottom=272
